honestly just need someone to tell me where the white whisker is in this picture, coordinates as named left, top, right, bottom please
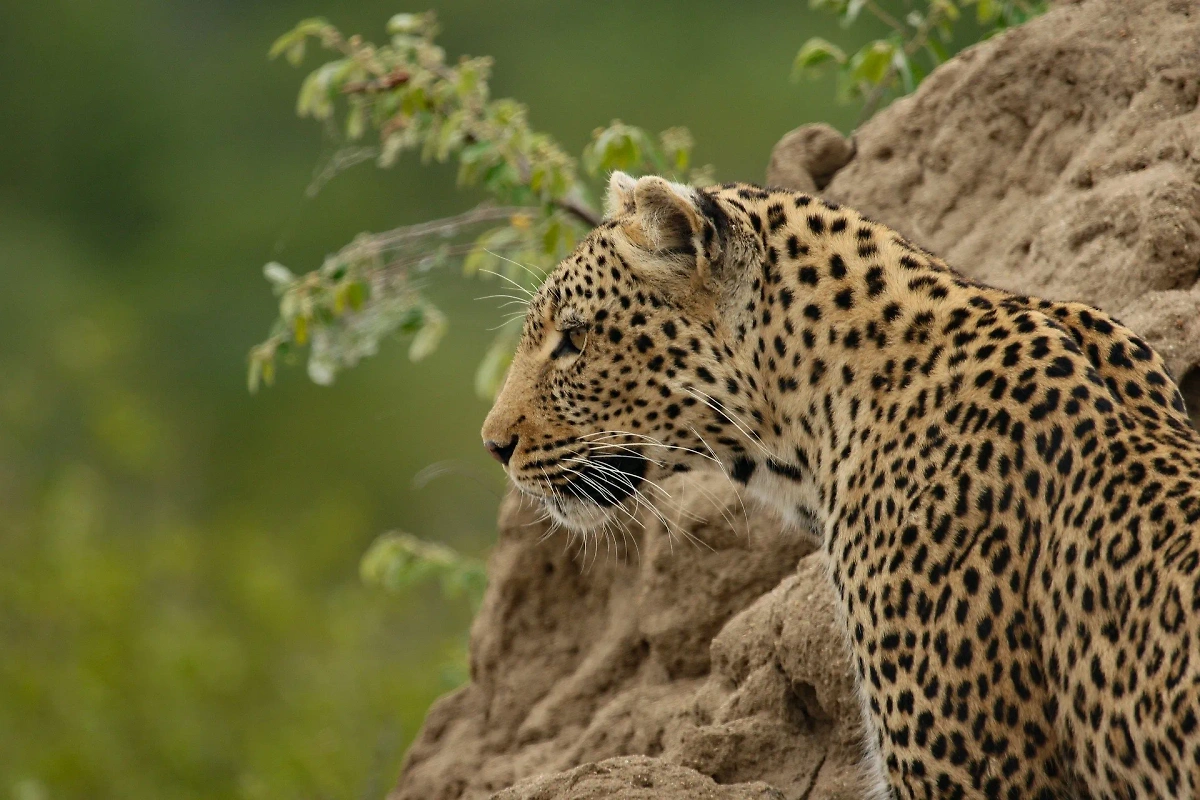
left=478, top=268, right=535, bottom=298
left=580, top=431, right=722, bottom=464
left=564, top=457, right=710, bottom=551
left=688, top=424, right=752, bottom=535
left=685, top=387, right=774, bottom=460
left=585, top=442, right=667, bottom=467
left=475, top=293, right=531, bottom=305
left=483, top=248, right=549, bottom=283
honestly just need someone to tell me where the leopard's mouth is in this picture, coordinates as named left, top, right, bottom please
left=560, top=452, right=648, bottom=507
left=526, top=452, right=649, bottom=533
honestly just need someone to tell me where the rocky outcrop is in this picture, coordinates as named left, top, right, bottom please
left=396, top=1, right=1200, bottom=797
left=394, top=475, right=869, bottom=800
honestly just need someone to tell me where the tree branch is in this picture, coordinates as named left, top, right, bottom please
left=553, top=195, right=601, bottom=228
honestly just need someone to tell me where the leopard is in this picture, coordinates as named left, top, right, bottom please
left=481, top=171, right=1200, bottom=800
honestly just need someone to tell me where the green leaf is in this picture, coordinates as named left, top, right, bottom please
left=284, top=41, right=306, bottom=67
left=408, top=306, right=446, bottom=362
left=474, top=334, right=515, bottom=399
left=540, top=215, right=579, bottom=260
left=843, top=0, right=867, bottom=25
left=247, top=356, right=263, bottom=394
left=346, top=281, right=367, bottom=311
left=458, top=140, right=494, bottom=173
left=934, top=0, right=962, bottom=22
left=659, top=127, right=693, bottom=175
left=926, top=37, right=951, bottom=64
left=268, top=18, right=330, bottom=64
left=455, top=62, right=481, bottom=100
left=379, top=133, right=406, bottom=169
left=263, top=262, right=295, bottom=287
left=849, top=40, right=897, bottom=87
left=976, top=0, right=999, bottom=22
left=293, top=314, right=309, bottom=346
left=345, top=101, right=366, bottom=140
left=441, top=563, right=487, bottom=605
left=481, top=160, right=520, bottom=193
left=434, top=110, right=465, bottom=160
left=296, top=60, right=347, bottom=120
left=268, top=34, right=295, bottom=62
left=462, top=246, right=492, bottom=277
left=893, top=47, right=914, bottom=93
left=584, top=122, right=647, bottom=175
left=792, top=38, right=848, bottom=80
left=386, top=13, right=427, bottom=35
left=397, top=305, right=426, bottom=335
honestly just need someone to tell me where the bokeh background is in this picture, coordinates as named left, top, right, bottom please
left=0, top=2, right=869, bottom=797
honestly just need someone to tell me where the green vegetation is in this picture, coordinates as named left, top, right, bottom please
left=794, top=0, right=1046, bottom=121
left=250, top=13, right=706, bottom=399
left=361, top=531, right=487, bottom=610
left=0, top=2, right=1041, bottom=799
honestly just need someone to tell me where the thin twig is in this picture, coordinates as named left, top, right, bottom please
left=341, top=70, right=411, bottom=94
left=864, top=0, right=908, bottom=34
left=307, top=146, right=380, bottom=197
left=371, top=205, right=533, bottom=248
left=855, top=4, right=947, bottom=128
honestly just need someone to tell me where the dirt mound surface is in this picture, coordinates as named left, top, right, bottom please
left=395, top=476, right=868, bottom=800
left=394, top=1, right=1200, bottom=797
left=490, top=756, right=787, bottom=800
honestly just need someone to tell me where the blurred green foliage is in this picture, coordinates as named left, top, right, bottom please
left=794, top=0, right=1046, bottom=120
left=0, top=1, right=1032, bottom=799
left=251, top=13, right=708, bottom=397
left=361, top=532, right=487, bottom=609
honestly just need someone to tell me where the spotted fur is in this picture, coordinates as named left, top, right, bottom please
left=482, top=173, right=1200, bottom=799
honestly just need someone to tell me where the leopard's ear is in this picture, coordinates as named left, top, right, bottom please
left=616, top=174, right=749, bottom=293
left=604, top=171, right=639, bottom=219
left=630, top=175, right=706, bottom=254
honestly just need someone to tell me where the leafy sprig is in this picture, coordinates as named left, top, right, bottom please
left=252, top=13, right=703, bottom=396
left=360, top=531, right=487, bottom=609
left=793, top=0, right=1046, bottom=122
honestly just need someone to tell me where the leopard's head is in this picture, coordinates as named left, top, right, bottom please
left=481, top=173, right=762, bottom=532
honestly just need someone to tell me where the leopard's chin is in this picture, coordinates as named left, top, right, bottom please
left=542, top=494, right=614, bottom=533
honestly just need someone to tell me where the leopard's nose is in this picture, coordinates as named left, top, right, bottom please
left=484, top=435, right=519, bottom=466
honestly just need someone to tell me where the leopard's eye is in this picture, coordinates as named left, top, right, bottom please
left=551, top=326, right=587, bottom=359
